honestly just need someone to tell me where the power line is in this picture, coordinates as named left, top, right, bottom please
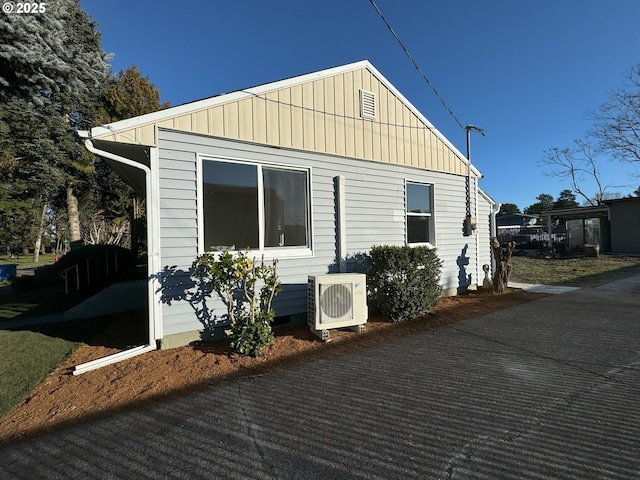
left=244, top=90, right=438, bottom=133
left=368, top=0, right=466, bottom=131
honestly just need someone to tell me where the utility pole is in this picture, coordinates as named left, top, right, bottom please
left=464, top=125, right=484, bottom=236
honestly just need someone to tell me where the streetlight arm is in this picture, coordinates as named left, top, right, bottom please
left=465, top=125, right=485, bottom=137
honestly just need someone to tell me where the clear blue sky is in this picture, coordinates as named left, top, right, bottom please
left=81, top=0, right=640, bottom=211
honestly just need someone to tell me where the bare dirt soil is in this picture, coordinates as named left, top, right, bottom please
left=0, top=288, right=547, bottom=445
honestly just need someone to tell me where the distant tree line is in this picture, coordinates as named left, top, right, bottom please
left=499, top=190, right=580, bottom=217
left=0, top=1, right=169, bottom=261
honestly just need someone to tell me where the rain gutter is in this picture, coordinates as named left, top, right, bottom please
left=74, top=137, right=161, bottom=374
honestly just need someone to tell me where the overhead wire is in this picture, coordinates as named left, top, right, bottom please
left=367, top=0, right=466, bottom=131
left=243, top=89, right=438, bottom=133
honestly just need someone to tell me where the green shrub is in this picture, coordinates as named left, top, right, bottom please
left=192, top=251, right=281, bottom=357
left=366, top=245, right=443, bottom=322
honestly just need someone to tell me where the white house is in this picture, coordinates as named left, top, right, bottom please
left=78, top=60, right=498, bottom=372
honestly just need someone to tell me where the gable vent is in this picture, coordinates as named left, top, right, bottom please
left=359, top=89, right=376, bottom=120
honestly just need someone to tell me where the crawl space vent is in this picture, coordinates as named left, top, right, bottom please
left=359, top=89, right=376, bottom=120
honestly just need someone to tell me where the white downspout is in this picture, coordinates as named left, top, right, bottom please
left=335, top=175, right=347, bottom=273
left=490, top=202, right=502, bottom=237
left=75, top=138, right=159, bottom=375
left=474, top=177, right=480, bottom=289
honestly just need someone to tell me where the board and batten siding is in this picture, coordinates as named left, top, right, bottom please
left=156, top=130, right=487, bottom=339
left=94, top=65, right=472, bottom=179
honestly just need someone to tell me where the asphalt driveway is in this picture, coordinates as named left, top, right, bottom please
left=1, top=277, right=639, bottom=479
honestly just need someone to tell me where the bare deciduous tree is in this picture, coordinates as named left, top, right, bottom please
left=541, top=65, right=639, bottom=201
left=588, top=64, right=640, bottom=165
left=541, top=137, right=606, bottom=206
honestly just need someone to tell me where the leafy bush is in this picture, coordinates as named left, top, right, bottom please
left=192, top=251, right=281, bottom=357
left=366, top=245, right=442, bottom=322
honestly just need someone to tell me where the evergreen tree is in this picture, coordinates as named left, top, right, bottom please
left=0, top=1, right=110, bottom=259
left=91, top=64, right=170, bottom=215
left=89, top=65, right=170, bottom=251
left=0, top=2, right=109, bottom=106
left=95, top=65, right=170, bottom=124
left=523, top=194, right=554, bottom=215
left=553, top=189, right=579, bottom=209
left=498, top=203, right=520, bottom=215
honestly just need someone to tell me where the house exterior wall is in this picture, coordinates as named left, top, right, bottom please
left=93, top=64, right=472, bottom=179
left=609, top=199, right=640, bottom=254
left=477, top=188, right=493, bottom=282
left=155, top=129, right=488, bottom=345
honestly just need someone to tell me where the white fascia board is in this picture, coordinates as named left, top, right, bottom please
left=478, top=187, right=496, bottom=205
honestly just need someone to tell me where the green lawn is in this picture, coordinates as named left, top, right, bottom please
left=0, top=315, right=116, bottom=420
left=0, top=273, right=118, bottom=420
left=0, top=329, right=79, bottom=419
left=0, top=253, right=56, bottom=269
left=0, top=283, right=69, bottom=321
left=509, top=254, right=640, bottom=287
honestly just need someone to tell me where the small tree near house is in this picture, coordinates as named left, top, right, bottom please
left=491, top=237, right=516, bottom=294
left=192, top=251, right=281, bottom=357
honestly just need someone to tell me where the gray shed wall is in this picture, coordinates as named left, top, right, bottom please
left=609, top=199, right=640, bottom=254
left=155, top=129, right=489, bottom=341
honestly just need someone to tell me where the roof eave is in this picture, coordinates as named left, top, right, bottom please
left=89, top=59, right=482, bottom=177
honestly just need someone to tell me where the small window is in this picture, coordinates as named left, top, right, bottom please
left=202, top=158, right=310, bottom=253
left=406, top=182, right=433, bottom=244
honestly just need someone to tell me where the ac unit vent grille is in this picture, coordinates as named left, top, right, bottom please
left=320, top=283, right=353, bottom=322
left=360, top=89, right=376, bottom=120
left=307, top=273, right=368, bottom=335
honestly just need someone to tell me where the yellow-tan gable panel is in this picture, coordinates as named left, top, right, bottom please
left=93, top=66, right=472, bottom=177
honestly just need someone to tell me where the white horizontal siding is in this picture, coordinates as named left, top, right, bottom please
left=477, top=190, right=493, bottom=278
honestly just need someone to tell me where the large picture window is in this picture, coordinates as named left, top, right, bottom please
left=406, top=182, right=433, bottom=244
left=202, top=159, right=310, bottom=252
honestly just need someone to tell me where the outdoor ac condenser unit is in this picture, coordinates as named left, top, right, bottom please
left=307, top=273, right=368, bottom=341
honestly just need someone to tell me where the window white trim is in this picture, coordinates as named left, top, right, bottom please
left=196, top=154, right=313, bottom=259
left=257, top=166, right=265, bottom=251
left=405, top=180, right=435, bottom=246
